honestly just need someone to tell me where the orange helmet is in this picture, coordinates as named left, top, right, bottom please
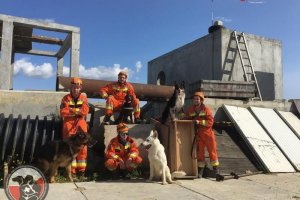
left=118, top=71, right=128, bottom=78
left=117, top=123, right=129, bottom=133
left=193, top=91, right=205, bottom=101
left=71, top=77, right=83, bottom=86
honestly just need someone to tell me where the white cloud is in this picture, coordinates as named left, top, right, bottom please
left=14, top=58, right=53, bottom=79
left=135, top=61, right=142, bottom=72
left=63, top=64, right=134, bottom=81
left=63, top=66, right=70, bottom=77
left=14, top=58, right=141, bottom=81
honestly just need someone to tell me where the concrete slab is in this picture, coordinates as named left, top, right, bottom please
left=1, top=173, right=300, bottom=200
left=179, top=174, right=300, bottom=200
left=76, top=180, right=211, bottom=200
left=46, top=183, right=86, bottom=200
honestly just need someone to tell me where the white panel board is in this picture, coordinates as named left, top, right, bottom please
left=250, top=107, right=300, bottom=171
left=223, top=105, right=295, bottom=172
left=275, top=110, right=300, bottom=138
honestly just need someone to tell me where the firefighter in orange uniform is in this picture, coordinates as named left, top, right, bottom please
left=99, top=71, right=140, bottom=124
left=105, top=123, right=142, bottom=177
left=185, top=91, right=219, bottom=178
left=60, top=77, right=89, bottom=177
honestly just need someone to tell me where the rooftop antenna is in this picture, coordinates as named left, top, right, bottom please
left=211, top=0, right=214, bottom=25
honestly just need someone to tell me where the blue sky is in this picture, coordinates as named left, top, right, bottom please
left=0, top=0, right=299, bottom=99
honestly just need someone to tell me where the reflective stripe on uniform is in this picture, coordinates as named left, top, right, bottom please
left=75, top=108, right=80, bottom=114
left=190, top=111, right=206, bottom=117
left=129, top=153, right=137, bottom=158
left=102, top=93, right=108, bottom=98
left=71, top=160, right=77, bottom=168
left=199, top=111, right=206, bottom=117
left=211, top=160, right=219, bottom=167
left=77, top=100, right=84, bottom=105
left=121, top=87, right=128, bottom=92
left=112, top=154, right=119, bottom=159
left=190, top=112, right=196, bottom=117
left=112, top=85, right=128, bottom=92
left=77, top=160, right=87, bottom=167
left=112, top=85, right=120, bottom=92
left=125, top=143, right=131, bottom=149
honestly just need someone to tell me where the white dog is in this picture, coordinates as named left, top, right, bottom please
left=142, top=130, right=173, bottom=185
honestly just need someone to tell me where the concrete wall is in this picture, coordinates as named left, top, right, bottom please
left=148, top=30, right=222, bottom=88
left=221, top=29, right=282, bottom=100
left=0, top=90, right=67, bottom=117
left=148, top=28, right=283, bottom=100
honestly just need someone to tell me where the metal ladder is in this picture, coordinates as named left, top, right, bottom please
left=233, top=31, right=262, bottom=101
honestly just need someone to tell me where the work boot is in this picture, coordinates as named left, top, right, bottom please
left=71, top=173, right=78, bottom=182
left=213, top=166, right=220, bottom=175
left=119, top=170, right=131, bottom=180
left=198, top=167, right=205, bottom=179
left=103, top=115, right=111, bottom=125
left=77, top=171, right=88, bottom=182
left=135, top=118, right=142, bottom=124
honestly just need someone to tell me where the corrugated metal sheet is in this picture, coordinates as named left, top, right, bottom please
left=250, top=107, right=300, bottom=171
left=223, top=105, right=295, bottom=172
left=275, top=110, right=300, bottom=139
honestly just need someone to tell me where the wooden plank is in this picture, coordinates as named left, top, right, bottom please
left=171, top=120, right=198, bottom=177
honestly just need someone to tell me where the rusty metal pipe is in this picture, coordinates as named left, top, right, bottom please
left=57, top=76, right=175, bottom=101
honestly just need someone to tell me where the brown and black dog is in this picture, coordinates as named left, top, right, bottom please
left=35, top=131, right=91, bottom=183
left=115, top=93, right=135, bottom=124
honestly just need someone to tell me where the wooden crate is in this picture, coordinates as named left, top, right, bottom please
left=152, top=119, right=198, bottom=178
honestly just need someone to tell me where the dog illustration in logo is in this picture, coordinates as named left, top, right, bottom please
left=12, top=175, right=40, bottom=200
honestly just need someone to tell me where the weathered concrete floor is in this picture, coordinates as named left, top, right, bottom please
left=1, top=173, right=300, bottom=200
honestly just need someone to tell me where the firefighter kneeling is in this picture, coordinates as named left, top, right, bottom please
left=105, top=123, right=142, bottom=179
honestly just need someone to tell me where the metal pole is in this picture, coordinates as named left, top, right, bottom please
left=211, top=0, right=214, bottom=25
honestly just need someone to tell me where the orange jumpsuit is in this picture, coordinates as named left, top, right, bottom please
left=186, top=104, right=219, bottom=168
left=99, top=82, right=140, bottom=118
left=105, top=136, right=142, bottom=171
left=60, top=93, right=89, bottom=173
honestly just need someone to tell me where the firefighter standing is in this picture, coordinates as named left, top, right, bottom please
left=60, top=77, right=89, bottom=177
left=99, top=71, right=140, bottom=124
left=105, top=123, right=142, bottom=178
left=185, top=91, right=219, bottom=178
